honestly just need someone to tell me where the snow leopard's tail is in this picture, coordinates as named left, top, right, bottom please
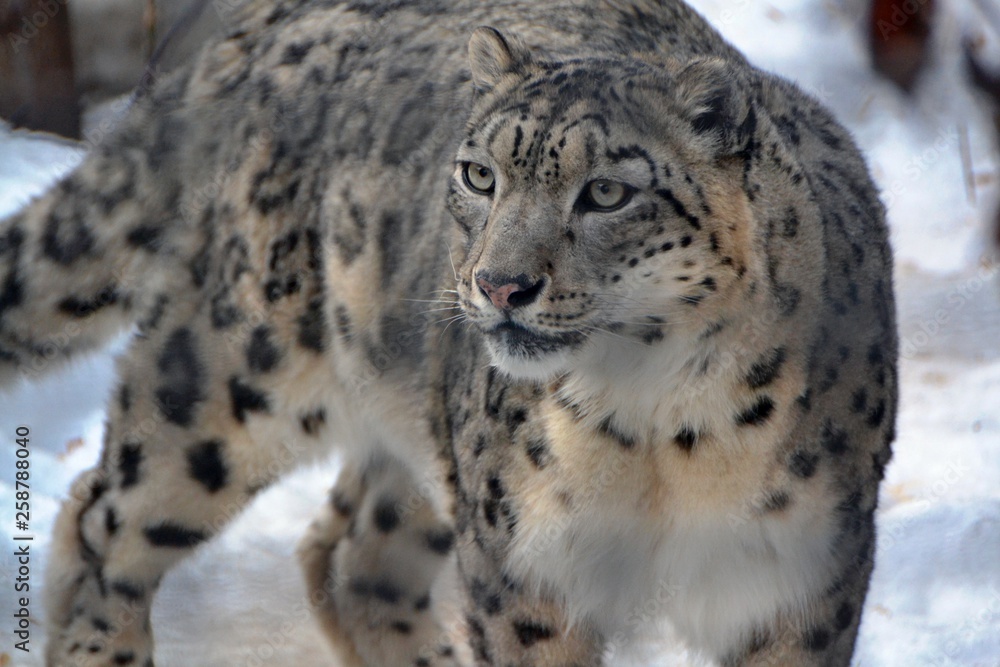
left=0, top=98, right=191, bottom=388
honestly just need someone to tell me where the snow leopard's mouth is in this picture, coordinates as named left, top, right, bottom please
left=485, top=321, right=586, bottom=358
left=479, top=321, right=586, bottom=380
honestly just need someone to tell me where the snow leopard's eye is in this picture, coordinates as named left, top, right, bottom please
left=581, top=179, right=633, bottom=212
left=463, top=162, right=496, bottom=194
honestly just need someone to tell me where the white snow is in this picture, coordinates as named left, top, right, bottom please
left=1, top=1, right=999, bottom=665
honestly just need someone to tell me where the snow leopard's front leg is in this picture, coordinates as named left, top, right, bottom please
left=298, top=455, right=469, bottom=667
left=44, top=299, right=330, bottom=666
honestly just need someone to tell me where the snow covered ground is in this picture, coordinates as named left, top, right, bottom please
left=1, top=0, right=999, bottom=665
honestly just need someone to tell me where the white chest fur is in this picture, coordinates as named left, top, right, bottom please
left=508, top=490, right=837, bottom=658
left=505, top=335, right=837, bottom=659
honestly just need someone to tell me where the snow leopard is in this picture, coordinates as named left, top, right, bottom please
left=0, top=1, right=896, bottom=665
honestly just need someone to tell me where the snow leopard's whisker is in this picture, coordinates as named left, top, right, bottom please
left=446, top=243, right=459, bottom=281
left=403, top=298, right=460, bottom=305
left=579, top=325, right=636, bottom=344
left=417, top=307, right=464, bottom=316
left=437, top=313, right=469, bottom=341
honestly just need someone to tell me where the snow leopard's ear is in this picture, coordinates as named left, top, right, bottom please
left=674, top=58, right=756, bottom=157
left=468, top=26, right=532, bottom=92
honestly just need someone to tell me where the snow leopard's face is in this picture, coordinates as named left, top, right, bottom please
left=449, top=49, right=754, bottom=380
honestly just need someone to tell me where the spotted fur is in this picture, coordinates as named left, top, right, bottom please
left=0, top=1, right=895, bottom=666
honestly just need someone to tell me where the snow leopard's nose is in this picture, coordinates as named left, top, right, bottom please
left=475, top=272, right=545, bottom=311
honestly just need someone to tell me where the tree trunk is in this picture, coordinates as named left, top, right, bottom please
left=0, top=0, right=80, bottom=138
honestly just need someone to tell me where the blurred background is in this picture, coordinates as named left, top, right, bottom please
left=2, top=0, right=1000, bottom=241
left=0, top=0, right=220, bottom=137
